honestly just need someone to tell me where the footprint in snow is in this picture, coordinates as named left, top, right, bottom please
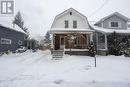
left=53, top=79, right=64, bottom=84
left=85, top=65, right=92, bottom=70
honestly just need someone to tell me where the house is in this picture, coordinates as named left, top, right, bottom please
left=91, top=12, right=130, bottom=55
left=50, top=8, right=94, bottom=55
left=50, top=8, right=130, bottom=55
left=0, top=25, right=27, bottom=53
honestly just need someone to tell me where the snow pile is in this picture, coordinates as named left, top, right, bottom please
left=0, top=50, right=130, bottom=87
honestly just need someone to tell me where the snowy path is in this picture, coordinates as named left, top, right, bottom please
left=0, top=50, right=130, bottom=87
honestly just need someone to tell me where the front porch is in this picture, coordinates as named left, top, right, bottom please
left=51, top=32, right=93, bottom=55
left=96, top=32, right=130, bottom=55
left=54, top=33, right=91, bottom=50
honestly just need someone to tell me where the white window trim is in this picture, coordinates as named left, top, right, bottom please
left=18, top=40, right=23, bottom=45
left=1, top=38, right=12, bottom=45
left=64, top=20, right=69, bottom=28
left=73, top=20, right=77, bottom=28
left=109, top=21, right=121, bottom=28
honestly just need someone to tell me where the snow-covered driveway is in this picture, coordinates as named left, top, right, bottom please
left=0, top=50, right=130, bottom=87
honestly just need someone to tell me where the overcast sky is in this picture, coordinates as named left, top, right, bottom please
left=0, top=0, right=130, bottom=37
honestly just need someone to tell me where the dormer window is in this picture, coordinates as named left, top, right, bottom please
left=110, top=21, right=120, bottom=28
left=70, top=12, right=72, bottom=15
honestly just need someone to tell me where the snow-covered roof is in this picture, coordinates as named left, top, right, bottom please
left=0, top=24, right=26, bottom=35
left=55, top=8, right=87, bottom=20
left=90, top=22, right=130, bottom=34
left=95, top=12, right=130, bottom=25
left=50, top=28, right=94, bottom=33
left=0, top=17, right=26, bottom=34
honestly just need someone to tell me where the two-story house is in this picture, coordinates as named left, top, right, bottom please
left=50, top=8, right=94, bottom=55
left=92, top=12, right=130, bottom=55
left=50, top=8, right=130, bottom=55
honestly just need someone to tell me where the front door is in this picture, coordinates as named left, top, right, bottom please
left=60, top=36, right=65, bottom=50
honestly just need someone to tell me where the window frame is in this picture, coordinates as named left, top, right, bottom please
left=73, top=20, right=77, bottom=28
left=0, top=38, right=12, bottom=45
left=109, top=21, right=121, bottom=28
left=64, top=20, right=69, bottom=28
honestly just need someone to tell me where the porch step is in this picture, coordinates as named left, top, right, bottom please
left=52, top=50, right=64, bottom=60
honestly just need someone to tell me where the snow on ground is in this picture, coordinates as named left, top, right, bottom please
left=0, top=50, right=130, bottom=87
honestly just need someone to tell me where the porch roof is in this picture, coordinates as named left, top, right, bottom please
left=50, top=28, right=94, bottom=34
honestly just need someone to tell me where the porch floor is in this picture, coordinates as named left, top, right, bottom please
left=64, top=49, right=89, bottom=51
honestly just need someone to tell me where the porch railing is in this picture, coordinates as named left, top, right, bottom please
left=74, top=44, right=88, bottom=49
left=97, top=43, right=105, bottom=49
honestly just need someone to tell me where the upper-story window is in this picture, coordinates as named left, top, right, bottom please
left=0, top=38, right=12, bottom=44
left=110, top=21, right=120, bottom=28
left=65, top=20, right=69, bottom=28
left=73, top=20, right=77, bottom=28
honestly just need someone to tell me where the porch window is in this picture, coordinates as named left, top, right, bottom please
left=110, top=22, right=119, bottom=28
left=0, top=38, right=12, bottom=44
left=97, top=33, right=105, bottom=49
left=98, top=34, right=105, bottom=43
left=65, top=20, right=69, bottom=28
left=73, top=20, right=77, bottom=28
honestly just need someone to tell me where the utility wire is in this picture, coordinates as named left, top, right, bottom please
left=88, top=0, right=110, bottom=17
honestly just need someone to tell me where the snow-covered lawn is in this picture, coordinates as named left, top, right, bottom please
left=0, top=50, right=130, bottom=87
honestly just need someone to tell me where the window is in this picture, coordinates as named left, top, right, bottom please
left=98, top=34, right=105, bottom=43
left=1, top=38, right=12, bottom=44
left=18, top=40, right=22, bottom=45
left=110, top=22, right=119, bottom=28
left=65, top=20, right=69, bottom=28
left=73, top=20, right=77, bottom=28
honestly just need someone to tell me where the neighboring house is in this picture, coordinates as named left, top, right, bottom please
left=0, top=25, right=27, bottom=53
left=50, top=8, right=94, bottom=55
left=91, top=12, right=130, bottom=55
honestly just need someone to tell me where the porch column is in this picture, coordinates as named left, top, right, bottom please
left=86, top=34, right=88, bottom=46
left=105, top=33, right=108, bottom=50
left=51, top=34, right=54, bottom=49
left=90, top=33, right=93, bottom=42
left=51, top=33, right=55, bottom=50
left=96, top=33, right=98, bottom=50
left=53, top=34, right=55, bottom=50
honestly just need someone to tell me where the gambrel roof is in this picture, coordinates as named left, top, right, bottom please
left=51, top=8, right=90, bottom=28
left=95, top=12, right=130, bottom=25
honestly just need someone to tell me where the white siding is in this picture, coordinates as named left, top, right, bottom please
left=52, top=11, right=89, bottom=29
